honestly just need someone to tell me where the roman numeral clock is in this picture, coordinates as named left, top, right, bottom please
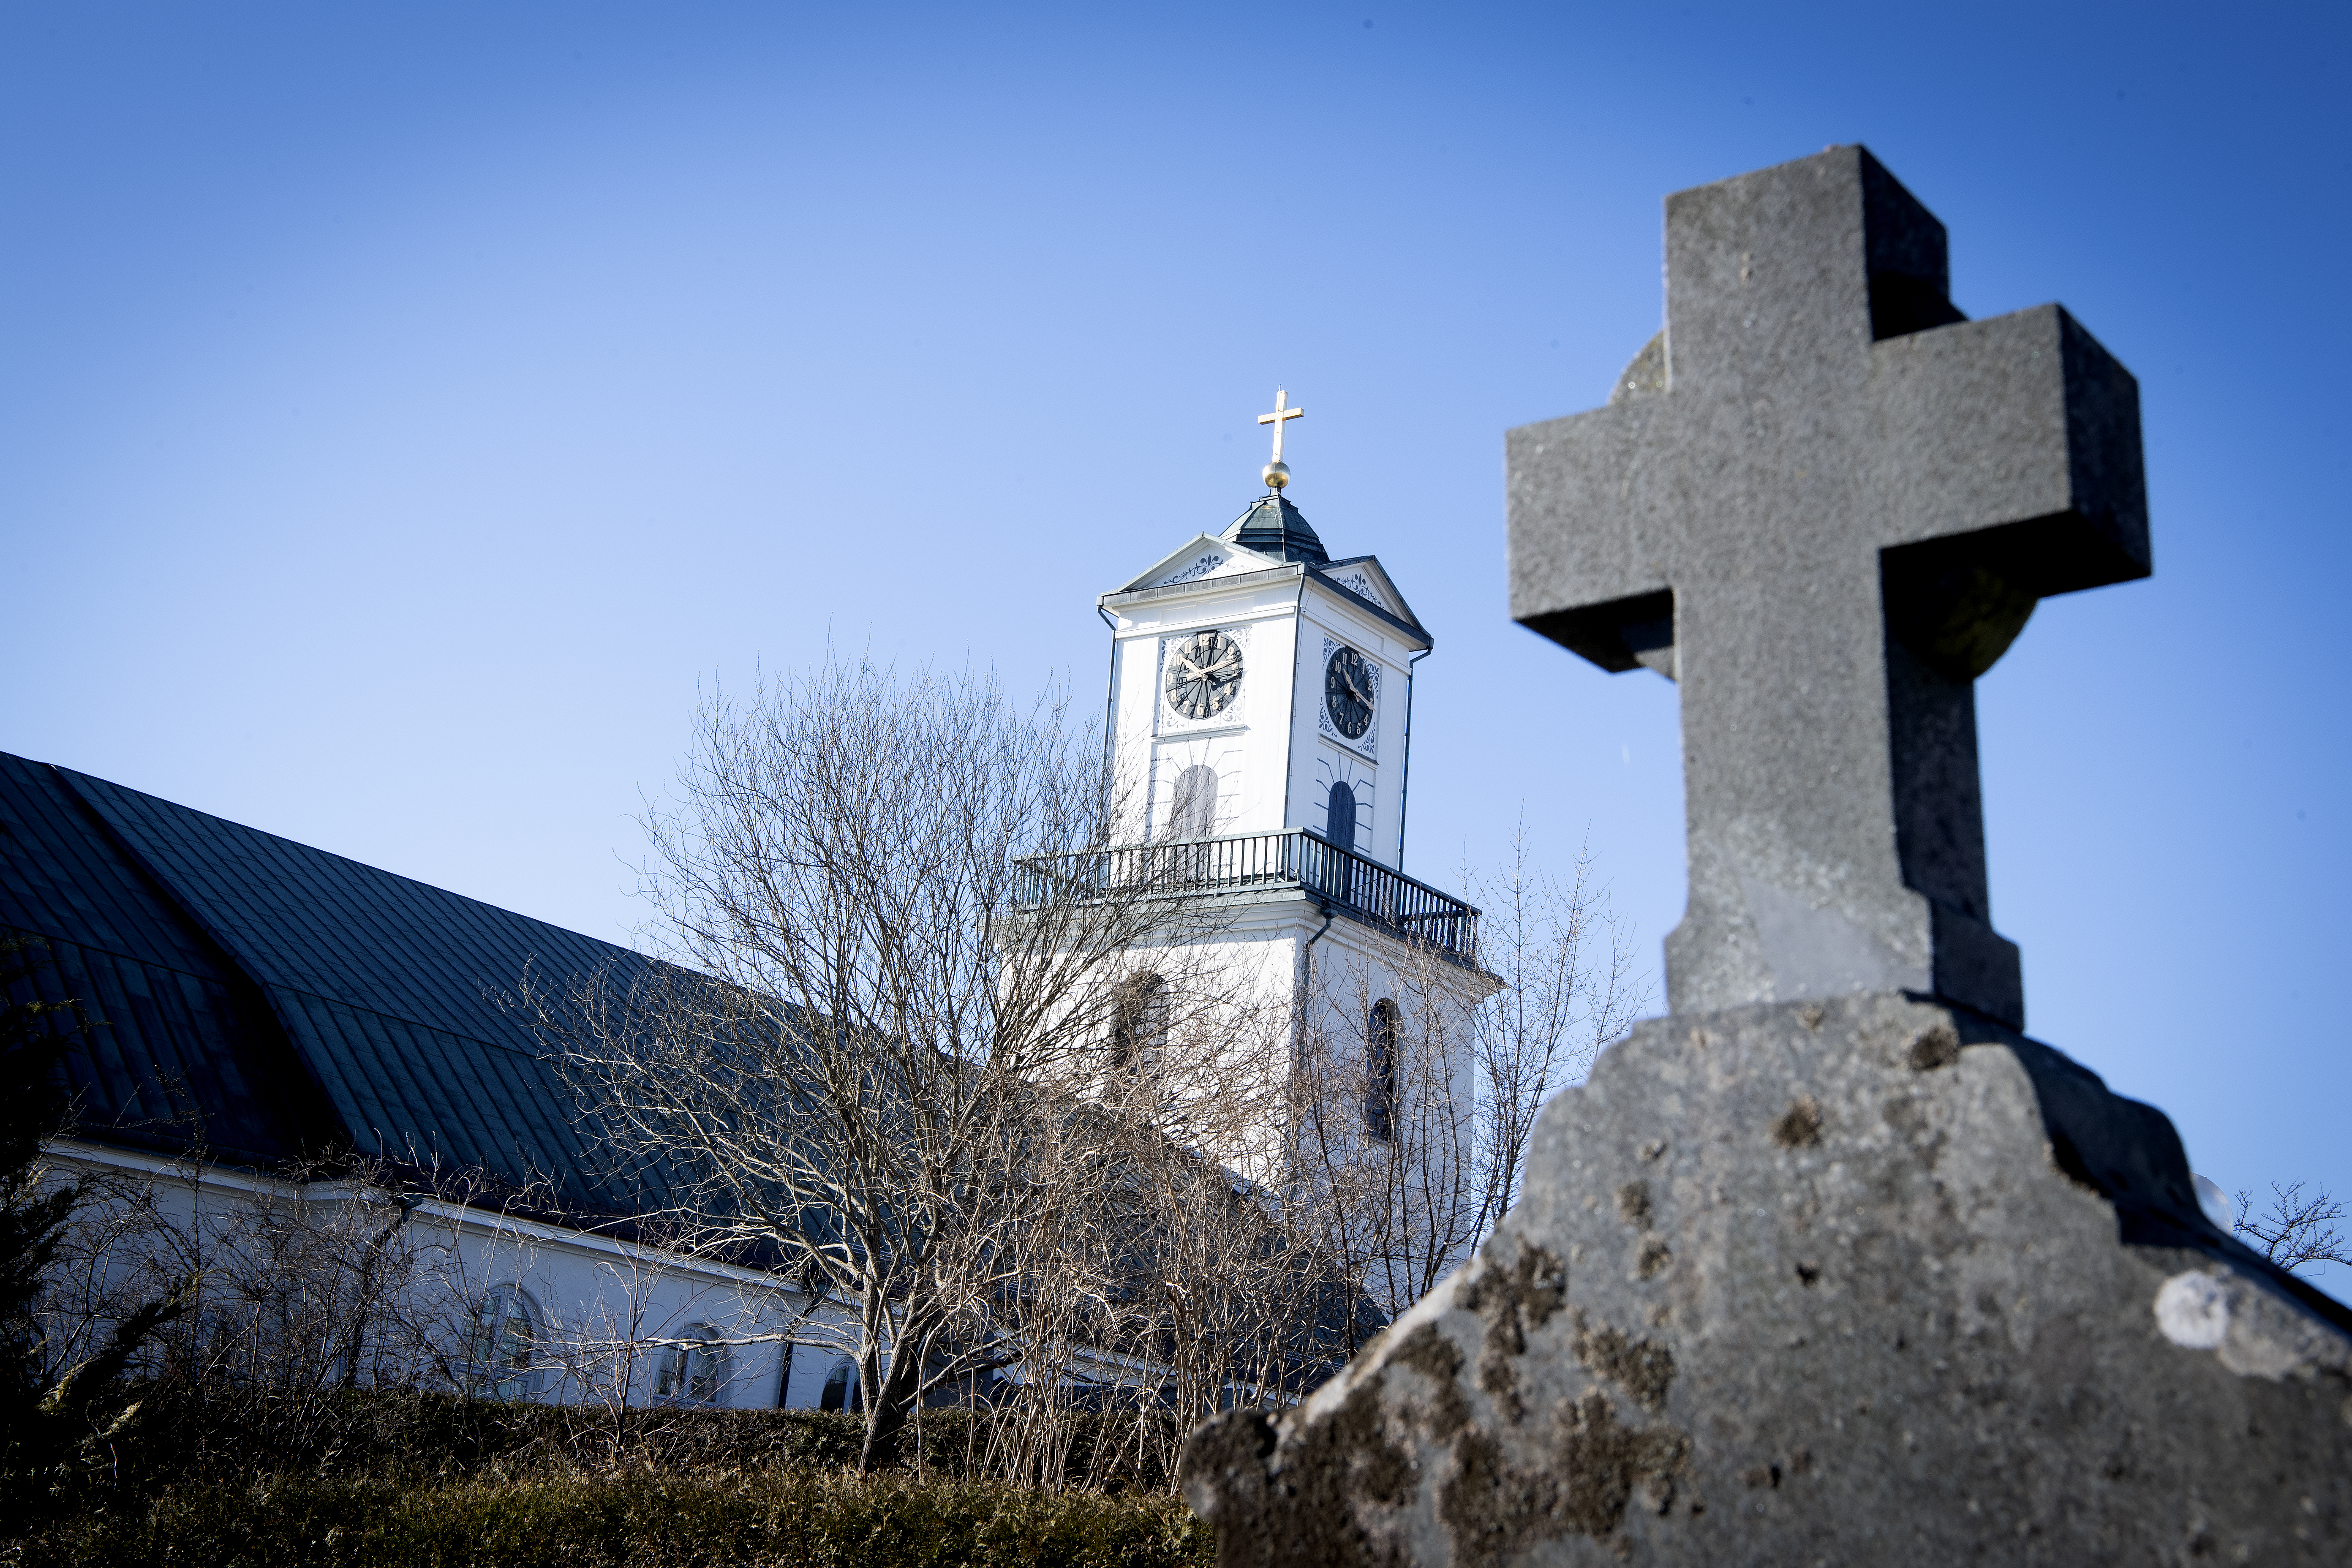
left=1323, top=646, right=1375, bottom=740
left=1165, top=630, right=1244, bottom=721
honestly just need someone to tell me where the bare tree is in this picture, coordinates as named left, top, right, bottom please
left=1463, top=829, right=1645, bottom=1220
left=1289, top=944, right=1482, bottom=1339
left=2234, top=1181, right=2352, bottom=1276
left=963, top=1077, right=1355, bottom=1489
left=1289, top=825, right=1646, bottom=1335
left=531, top=665, right=1646, bottom=1483
left=536, top=660, right=1263, bottom=1472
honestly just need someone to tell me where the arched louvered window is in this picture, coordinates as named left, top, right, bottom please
left=1167, top=764, right=1219, bottom=841
left=820, top=1358, right=865, bottom=1413
left=654, top=1325, right=729, bottom=1407
left=465, top=1286, right=542, bottom=1401
left=1326, top=780, right=1358, bottom=852
left=1110, top=972, right=1169, bottom=1073
left=1366, top=999, right=1399, bottom=1142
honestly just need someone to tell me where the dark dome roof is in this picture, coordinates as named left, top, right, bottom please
left=1225, top=493, right=1328, bottom=564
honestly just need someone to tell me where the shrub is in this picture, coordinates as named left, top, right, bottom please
left=47, top=1384, right=1184, bottom=1494
left=13, top=1468, right=1211, bottom=1568
left=5, top=1386, right=1213, bottom=1568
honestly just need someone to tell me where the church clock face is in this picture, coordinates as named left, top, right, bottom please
left=1165, top=630, right=1244, bottom=721
left=1325, top=646, right=1375, bottom=740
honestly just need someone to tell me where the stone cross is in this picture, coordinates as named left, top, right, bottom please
left=1184, top=153, right=2346, bottom=1568
left=1508, top=147, right=2147, bottom=1029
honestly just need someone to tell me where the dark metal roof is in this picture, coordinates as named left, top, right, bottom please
left=1225, top=493, right=1329, bottom=564
left=0, top=754, right=324, bottom=1167
left=1, top=751, right=657, bottom=1213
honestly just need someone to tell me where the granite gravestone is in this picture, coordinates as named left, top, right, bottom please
left=1508, top=144, right=2149, bottom=1033
left=1180, top=147, right=2351, bottom=1565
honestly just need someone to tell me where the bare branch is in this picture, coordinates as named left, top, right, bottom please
left=2234, top=1181, right=2352, bottom=1276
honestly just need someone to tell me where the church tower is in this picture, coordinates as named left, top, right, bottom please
left=1098, top=389, right=1436, bottom=869
left=1089, top=393, right=1492, bottom=1282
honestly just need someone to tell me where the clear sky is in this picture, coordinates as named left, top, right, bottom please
left=6, top=3, right=2346, bottom=1280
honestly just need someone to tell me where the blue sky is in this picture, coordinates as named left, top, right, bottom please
left=5, top=3, right=2346, bottom=1277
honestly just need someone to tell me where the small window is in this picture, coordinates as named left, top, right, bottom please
left=1326, top=780, right=1358, bottom=852
left=820, top=1358, right=864, bottom=1413
left=653, top=1325, right=728, bottom=1407
left=1110, top=972, right=1169, bottom=1074
left=466, top=1286, right=542, bottom=1401
left=1366, top=999, right=1399, bottom=1142
left=1166, top=764, right=1219, bottom=841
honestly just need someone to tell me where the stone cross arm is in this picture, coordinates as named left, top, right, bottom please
left=1513, top=306, right=2146, bottom=679
left=1507, top=147, right=2148, bottom=1029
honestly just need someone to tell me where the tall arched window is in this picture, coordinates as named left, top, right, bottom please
left=1166, top=764, right=1219, bottom=841
left=653, top=1324, right=729, bottom=1407
left=1110, top=972, right=1168, bottom=1073
left=465, top=1285, right=542, bottom=1401
left=1366, top=999, right=1399, bottom=1142
left=1326, top=780, right=1358, bottom=852
left=820, top=1357, right=865, bottom=1413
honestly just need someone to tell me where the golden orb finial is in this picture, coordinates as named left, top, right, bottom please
left=1263, top=460, right=1291, bottom=490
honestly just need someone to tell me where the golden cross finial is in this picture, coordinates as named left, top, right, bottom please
left=1256, top=387, right=1304, bottom=490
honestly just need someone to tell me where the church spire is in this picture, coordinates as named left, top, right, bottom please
left=1229, top=387, right=1329, bottom=562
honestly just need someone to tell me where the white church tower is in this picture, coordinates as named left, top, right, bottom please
left=1100, top=389, right=1434, bottom=869
left=1089, top=392, right=1492, bottom=1274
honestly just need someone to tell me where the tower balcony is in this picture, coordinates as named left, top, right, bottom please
left=1011, top=829, right=1481, bottom=963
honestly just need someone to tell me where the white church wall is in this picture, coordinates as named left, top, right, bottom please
left=1105, top=565, right=1306, bottom=845
left=1303, top=920, right=1486, bottom=1124
left=1149, top=731, right=1249, bottom=841
left=1296, top=920, right=1495, bottom=1307
left=400, top=1198, right=814, bottom=1411
left=1040, top=910, right=1304, bottom=1184
left=43, top=1138, right=855, bottom=1413
left=1289, top=584, right=1416, bottom=869
left=1306, top=745, right=1377, bottom=858
left=1057, top=892, right=1489, bottom=1193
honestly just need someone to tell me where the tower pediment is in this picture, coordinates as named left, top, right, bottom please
left=1311, top=556, right=1425, bottom=640
left=1109, top=537, right=1429, bottom=651
left=1114, top=534, right=1284, bottom=596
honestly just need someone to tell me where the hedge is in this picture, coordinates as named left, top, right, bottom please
left=14, top=1469, right=1211, bottom=1568
left=49, top=1386, right=1183, bottom=1492
left=5, top=1387, right=1212, bottom=1568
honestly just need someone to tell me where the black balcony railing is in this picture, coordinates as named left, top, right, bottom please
left=1011, top=830, right=1480, bottom=962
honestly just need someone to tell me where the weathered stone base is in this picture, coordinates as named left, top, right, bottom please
left=1182, top=993, right=2352, bottom=1565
